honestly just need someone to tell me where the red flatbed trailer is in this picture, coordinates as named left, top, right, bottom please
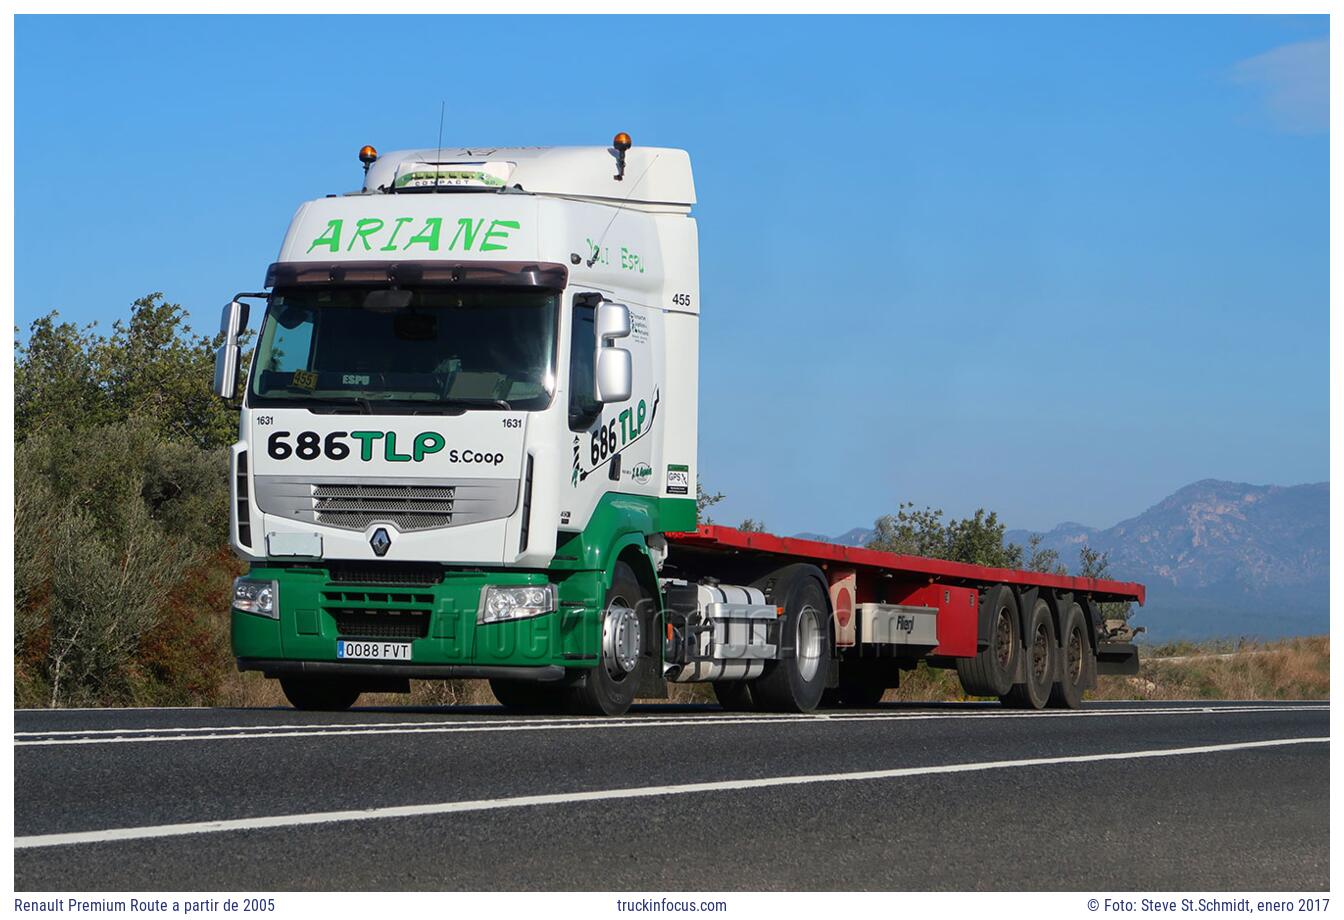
left=663, top=525, right=1144, bottom=708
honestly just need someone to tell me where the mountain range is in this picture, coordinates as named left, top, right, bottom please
left=793, top=479, right=1329, bottom=640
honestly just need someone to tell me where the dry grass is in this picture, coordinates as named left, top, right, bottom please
left=208, top=635, right=1327, bottom=712
left=1091, top=635, right=1328, bottom=702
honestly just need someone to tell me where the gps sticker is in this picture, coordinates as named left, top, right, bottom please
left=666, top=463, right=689, bottom=495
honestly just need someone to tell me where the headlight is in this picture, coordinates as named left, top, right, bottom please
left=478, top=584, right=556, bottom=624
left=233, top=577, right=279, bottom=619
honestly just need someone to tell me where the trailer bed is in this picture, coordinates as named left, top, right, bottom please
left=666, top=525, right=1144, bottom=605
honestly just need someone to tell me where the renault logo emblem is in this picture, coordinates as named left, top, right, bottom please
left=370, top=527, right=392, bottom=557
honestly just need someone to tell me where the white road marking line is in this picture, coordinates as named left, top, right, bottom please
left=12, top=706, right=209, bottom=713
left=14, top=736, right=1327, bottom=850
left=14, top=704, right=1328, bottom=747
left=16, top=701, right=1322, bottom=736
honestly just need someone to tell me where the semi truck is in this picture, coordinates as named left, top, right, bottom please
left=214, top=135, right=1144, bottom=715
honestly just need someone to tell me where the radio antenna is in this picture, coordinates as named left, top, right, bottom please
left=587, top=145, right=660, bottom=267
left=434, top=100, right=445, bottom=191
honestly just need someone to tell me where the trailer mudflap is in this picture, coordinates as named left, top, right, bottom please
left=1095, top=641, right=1140, bottom=676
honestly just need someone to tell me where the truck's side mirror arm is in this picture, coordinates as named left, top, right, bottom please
left=213, top=293, right=266, bottom=400
left=594, top=301, right=632, bottom=404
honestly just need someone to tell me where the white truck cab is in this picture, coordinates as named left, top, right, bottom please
left=220, top=137, right=703, bottom=713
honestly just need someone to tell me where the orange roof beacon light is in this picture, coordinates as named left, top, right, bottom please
left=612, top=132, right=632, bottom=181
left=359, top=145, right=379, bottom=175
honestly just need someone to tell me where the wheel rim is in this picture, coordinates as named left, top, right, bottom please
left=1031, top=622, right=1051, bottom=683
left=994, top=608, right=1015, bottom=668
left=795, top=606, right=823, bottom=682
left=601, top=596, right=641, bottom=681
left=1066, top=626, right=1084, bottom=683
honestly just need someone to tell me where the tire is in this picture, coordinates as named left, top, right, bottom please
left=1048, top=603, right=1092, bottom=709
left=564, top=561, right=650, bottom=716
left=280, top=676, right=361, bottom=712
left=750, top=567, right=831, bottom=712
left=489, top=679, right=557, bottom=713
left=1002, top=598, right=1056, bottom=710
left=713, top=680, right=756, bottom=711
left=956, top=585, right=1021, bottom=697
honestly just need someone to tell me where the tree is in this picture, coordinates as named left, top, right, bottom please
left=867, top=503, right=949, bottom=558
left=696, top=477, right=725, bottom=524
left=944, top=509, right=1023, bottom=569
left=14, top=295, right=245, bottom=707
left=868, top=503, right=1023, bottom=568
left=737, top=518, right=767, bottom=533
left=1077, top=545, right=1132, bottom=622
left=1077, top=545, right=1110, bottom=580
left=1025, top=534, right=1068, bottom=575
left=15, top=294, right=243, bottom=450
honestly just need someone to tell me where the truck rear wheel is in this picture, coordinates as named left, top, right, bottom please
left=279, top=676, right=361, bottom=712
left=1002, top=598, right=1056, bottom=709
left=750, top=567, right=830, bottom=713
left=564, top=561, right=649, bottom=716
left=956, top=585, right=1020, bottom=697
left=1048, top=603, right=1091, bottom=709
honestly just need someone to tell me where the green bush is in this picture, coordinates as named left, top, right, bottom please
left=14, top=295, right=243, bottom=708
left=15, top=419, right=233, bottom=706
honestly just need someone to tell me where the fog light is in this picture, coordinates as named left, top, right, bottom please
left=478, top=584, right=556, bottom=624
left=233, top=577, right=279, bottom=619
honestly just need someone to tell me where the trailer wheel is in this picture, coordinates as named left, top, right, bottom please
left=955, top=585, right=1020, bottom=697
left=751, top=569, right=830, bottom=712
left=489, top=679, right=556, bottom=712
left=1048, top=603, right=1091, bottom=709
left=279, top=677, right=361, bottom=712
left=713, top=680, right=755, bottom=711
left=1002, top=598, right=1056, bottom=710
left=564, top=561, right=648, bottom=716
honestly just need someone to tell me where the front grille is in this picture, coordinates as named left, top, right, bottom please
left=332, top=611, right=430, bottom=640
left=313, top=484, right=456, bottom=531
left=253, top=476, right=519, bottom=532
left=327, top=562, right=445, bottom=586
left=322, top=589, right=435, bottom=640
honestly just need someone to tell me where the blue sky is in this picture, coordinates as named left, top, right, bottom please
left=14, top=14, right=1330, bottom=536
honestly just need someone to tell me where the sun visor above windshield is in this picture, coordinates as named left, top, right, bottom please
left=265, top=261, right=568, bottom=290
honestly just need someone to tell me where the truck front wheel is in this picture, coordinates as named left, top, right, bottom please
left=279, top=676, right=361, bottom=712
left=565, top=561, right=649, bottom=716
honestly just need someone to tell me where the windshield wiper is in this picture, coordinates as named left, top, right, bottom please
left=275, top=393, right=374, bottom=414
left=440, top=397, right=513, bottom=410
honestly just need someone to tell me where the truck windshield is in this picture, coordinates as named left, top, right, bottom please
left=248, top=287, right=557, bottom=411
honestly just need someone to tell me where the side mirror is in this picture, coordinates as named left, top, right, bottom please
left=596, top=347, right=632, bottom=404
left=595, top=300, right=631, bottom=341
left=220, top=299, right=249, bottom=339
left=594, top=302, right=632, bottom=403
left=212, top=300, right=249, bottom=399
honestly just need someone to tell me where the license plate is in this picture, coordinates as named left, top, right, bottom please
left=336, top=640, right=412, bottom=661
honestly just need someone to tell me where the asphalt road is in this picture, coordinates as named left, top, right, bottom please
left=14, top=700, right=1329, bottom=891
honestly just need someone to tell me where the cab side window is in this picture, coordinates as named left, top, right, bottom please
left=568, top=298, right=600, bottom=431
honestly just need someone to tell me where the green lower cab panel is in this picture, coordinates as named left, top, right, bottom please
left=231, top=566, right=603, bottom=669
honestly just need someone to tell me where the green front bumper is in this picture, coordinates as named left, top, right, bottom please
left=231, top=565, right=605, bottom=671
